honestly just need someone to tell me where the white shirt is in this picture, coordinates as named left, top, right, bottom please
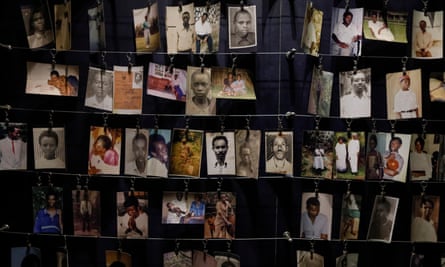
left=85, top=95, right=112, bottom=112
left=394, top=89, right=418, bottom=118
left=340, top=93, right=371, bottom=118
left=147, top=157, right=168, bottom=178
left=410, top=151, right=432, bottom=180
left=195, top=19, right=212, bottom=35
left=0, top=137, right=27, bottom=170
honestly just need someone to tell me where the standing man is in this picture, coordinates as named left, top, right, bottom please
left=176, top=11, right=195, bottom=52
left=331, top=10, right=361, bottom=56
left=0, top=126, right=27, bottom=170
left=125, top=133, right=148, bottom=176
left=186, top=69, right=216, bottom=115
left=340, top=71, right=370, bottom=118
left=265, top=134, right=292, bottom=175
left=393, top=74, right=419, bottom=119
left=195, top=13, right=213, bottom=53
left=300, top=196, right=329, bottom=240
left=348, top=133, right=360, bottom=175
left=414, top=20, right=433, bottom=57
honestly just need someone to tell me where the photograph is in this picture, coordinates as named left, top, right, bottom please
left=340, top=193, right=362, bottom=240
left=265, top=131, right=293, bottom=176
left=163, top=250, right=192, bottom=267
left=301, top=2, right=323, bottom=56
left=0, top=122, right=27, bottom=170
left=105, top=250, right=132, bottom=267
left=72, top=189, right=101, bottom=236
left=386, top=69, right=422, bottom=119
left=124, top=128, right=149, bottom=176
left=307, top=68, right=334, bottom=117
left=88, top=2, right=106, bottom=51
left=296, top=250, right=324, bottom=267
left=113, top=65, right=143, bottom=114
left=301, top=130, right=335, bottom=179
left=33, top=127, right=65, bottom=169
left=169, top=128, right=203, bottom=178
left=410, top=253, right=425, bottom=267
left=116, top=191, right=148, bottom=238
left=193, top=250, right=217, bottom=266
left=88, top=126, right=122, bottom=175
left=363, top=9, right=408, bottom=43
left=367, top=195, right=399, bottom=242
left=194, top=2, right=221, bottom=53
left=339, top=68, right=371, bottom=118
left=409, top=134, right=438, bottom=181
left=411, top=195, right=439, bottom=242
left=186, top=66, right=216, bottom=115
left=435, top=135, right=445, bottom=181
left=162, top=191, right=206, bottom=224
left=228, top=5, right=257, bottom=49
left=333, top=131, right=366, bottom=180
left=214, top=252, right=240, bottom=267
left=204, top=191, right=236, bottom=239
left=54, top=1, right=71, bottom=50
left=132, top=1, right=160, bottom=52
left=365, top=133, right=385, bottom=180
left=300, top=192, right=333, bottom=240
left=85, top=67, right=113, bottom=112
left=147, top=129, right=171, bottom=178
left=381, top=133, right=411, bottom=183
left=206, top=131, right=236, bottom=176
left=412, top=10, right=443, bottom=59
left=146, top=62, right=187, bottom=101
left=211, top=67, right=256, bottom=99
left=336, top=253, right=359, bottom=267
left=166, top=3, right=195, bottom=53
left=26, top=62, right=79, bottom=96
left=235, top=129, right=261, bottom=178
left=11, top=247, right=41, bottom=267
left=429, top=72, right=445, bottom=102
left=20, top=4, right=54, bottom=49
left=32, top=186, right=63, bottom=234
left=330, top=7, right=363, bottom=56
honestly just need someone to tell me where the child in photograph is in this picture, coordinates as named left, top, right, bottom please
left=35, top=129, right=65, bottom=169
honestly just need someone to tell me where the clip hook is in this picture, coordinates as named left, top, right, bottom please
left=50, top=49, right=57, bottom=70
left=401, top=56, right=408, bottom=75
left=420, top=180, right=427, bottom=196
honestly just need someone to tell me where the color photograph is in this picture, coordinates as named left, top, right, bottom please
left=411, top=195, right=439, bottom=242
left=116, top=191, right=148, bottom=238
left=300, top=192, right=333, bottom=240
left=146, top=62, right=187, bottom=101
left=211, top=67, right=256, bottom=100
left=166, top=3, right=195, bottom=53
left=333, top=131, right=366, bottom=180
left=301, top=2, right=323, bottom=56
left=412, top=10, right=443, bottom=59
left=88, top=126, right=122, bottom=175
left=409, top=134, right=438, bottom=181
left=147, top=129, right=171, bottom=178
left=72, top=189, right=101, bottom=236
left=132, top=1, right=160, bottom=52
left=88, top=2, right=106, bottom=51
left=32, top=186, right=63, bottom=234
left=363, top=9, right=408, bottom=43
left=340, top=193, right=361, bottom=240
left=0, top=122, right=27, bottom=170
left=330, top=7, right=363, bottom=56
left=367, top=195, right=399, bottom=242
left=54, top=1, right=71, bottom=50
left=194, top=2, right=221, bottom=53
left=169, top=128, right=203, bottom=178
left=429, top=72, right=445, bottom=102
left=204, top=192, right=236, bottom=239
left=162, top=191, right=206, bottom=224
left=301, top=130, right=335, bottom=179
left=26, top=62, right=79, bottom=96
left=307, top=68, right=333, bottom=117
left=297, top=250, right=324, bottom=267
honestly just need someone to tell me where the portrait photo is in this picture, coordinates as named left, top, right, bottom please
left=296, top=250, right=324, bottom=267
left=333, top=131, right=366, bottom=180
left=194, top=2, right=221, bottom=53
left=32, top=186, right=63, bottom=234
left=228, top=5, right=257, bottom=50
left=166, top=3, right=195, bottom=53
left=11, top=247, right=41, bottom=267
left=33, top=127, right=65, bottom=169
left=339, top=68, right=371, bottom=118
left=409, top=134, right=438, bottom=181
left=162, top=191, right=206, bottom=224
left=214, top=252, right=240, bottom=267
left=124, top=128, right=149, bottom=176
left=204, top=191, right=236, bottom=239
left=411, top=195, right=439, bottom=242
left=132, top=1, right=160, bottom=52
left=0, top=122, right=27, bottom=170
left=412, top=10, right=443, bottom=59
left=88, top=2, right=106, bottom=51
left=147, top=62, right=187, bottom=102
left=26, top=62, right=79, bottom=96
left=105, top=250, right=132, bottom=267
left=85, top=67, right=114, bottom=112
left=147, top=129, right=171, bottom=178
left=386, top=69, right=422, bottom=120
left=363, top=9, right=408, bottom=43
left=235, top=129, right=261, bottom=178
left=340, top=193, right=362, bottom=240
left=206, top=131, right=236, bottom=176
left=381, top=133, right=411, bottom=183
left=113, top=65, right=143, bottom=114
left=330, top=7, right=363, bottom=56
left=265, top=131, right=293, bottom=176
left=116, top=191, right=148, bottom=238
left=301, top=130, right=335, bottom=179
left=301, top=2, right=323, bottom=56
left=211, top=67, right=256, bottom=100
left=72, top=189, right=101, bottom=236
left=20, top=4, right=54, bottom=49
left=336, top=253, right=359, bottom=267
left=300, top=192, right=333, bottom=240
left=307, top=68, right=334, bottom=117
left=429, top=72, right=445, bottom=102
left=54, top=1, right=71, bottom=50
left=169, top=128, right=203, bottom=178
left=367, top=195, right=399, bottom=242
left=163, top=250, right=192, bottom=267
left=88, top=126, right=122, bottom=175
left=186, top=66, right=216, bottom=115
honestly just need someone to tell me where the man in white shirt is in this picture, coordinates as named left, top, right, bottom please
left=368, top=13, right=394, bottom=42
left=176, top=11, right=195, bottom=52
left=348, top=133, right=360, bottom=174
left=394, top=74, right=418, bottom=119
left=195, top=13, right=213, bottom=53
left=0, top=126, right=27, bottom=170
left=414, top=20, right=433, bottom=57
left=331, top=10, right=361, bottom=56
left=85, top=69, right=113, bottom=111
left=340, top=71, right=370, bottom=118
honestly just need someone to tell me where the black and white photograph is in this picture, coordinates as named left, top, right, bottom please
left=411, top=195, right=439, bottom=242
left=33, top=127, right=65, bottom=169
left=409, top=134, right=437, bottom=181
left=88, top=2, right=106, bottom=51
left=20, top=4, right=54, bottom=49
left=235, top=129, right=261, bottom=178
left=307, top=68, right=334, bottom=117
left=26, top=62, right=79, bottom=96
left=265, top=131, right=293, bottom=176
left=339, top=68, right=371, bottom=118
left=330, top=7, right=363, bottom=56
left=367, top=195, right=399, bottom=242
left=412, top=10, right=443, bottom=59
left=228, top=5, right=257, bottom=49
left=336, top=253, right=359, bottom=267
left=206, top=131, right=236, bottom=176
left=85, top=67, right=113, bottom=111
left=297, top=250, right=324, bottom=267
left=124, top=128, right=149, bottom=176
left=429, top=72, right=445, bottom=102
left=300, top=192, right=333, bottom=240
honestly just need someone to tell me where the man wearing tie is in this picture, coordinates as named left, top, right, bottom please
left=0, top=125, right=27, bottom=170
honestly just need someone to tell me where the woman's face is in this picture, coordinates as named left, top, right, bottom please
left=32, top=11, right=46, bottom=32
left=40, top=136, right=57, bottom=159
left=95, top=140, right=106, bottom=155
left=47, top=195, right=56, bottom=207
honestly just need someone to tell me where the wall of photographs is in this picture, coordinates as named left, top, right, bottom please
left=1, top=0, right=445, bottom=266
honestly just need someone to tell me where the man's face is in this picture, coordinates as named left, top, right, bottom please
left=343, top=14, right=352, bottom=26
left=421, top=202, right=433, bottom=220
left=126, top=205, right=138, bottom=217
left=182, top=13, right=190, bottom=24
left=400, top=79, right=410, bottom=90
left=32, top=12, right=45, bottom=31
left=176, top=192, right=183, bottom=201
left=201, top=14, right=207, bottom=23
left=133, top=138, right=147, bottom=162
left=419, top=21, right=427, bottom=31
left=272, top=136, right=287, bottom=160
left=153, top=141, right=168, bottom=163
left=375, top=203, right=388, bottom=221
left=240, top=147, right=251, bottom=164
left=415, top=141, right=422, bottom=153
left=191, top=72, right=210, bottom=97
left=307, top=204, right=320, bottom=219
left=234, top=12, right=252, bottom=37
left=371, top=14, right=377, bottom=23
left=369, top=138, right=376, bottom=149
left=213, top=138, right=228, bottom=161
left=9, top=128, right=21, bottom=140
left=352, top=72, right=366, bottom=95
left=93, top=73, right=111, bottom=97
left=47, top=195, right=56, bottom=207
left=390, top=139, right=401, bottom=152
left=40, top=136, right=57, bottom=159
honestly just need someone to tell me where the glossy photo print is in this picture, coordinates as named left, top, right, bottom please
left=339, top=68, right=371, bottom=118
left=381, top=133, right=411, bottom=183
left=412, top=10, right=443, bottom=59
left=411, top=195, right=439, bottom=242
left=0, top=122, right=27, bottom=170
left=147, top=129, right=171, bottom=178
left=228, top=5, right=257, bottom=50
left=204, top=191, right=236, bottom=239
left=409, top=134, right=438, bottom=181
left=26, top=62, right=79, bottom=96
left=88, top=126, right=122, bottom=175
left=88, top=2, right=106, bottom=51
left=162, top=191, right=206, bottom=224
left=21, top=4, right=54, bottom=49
left=113, top=65, right=144, bottom=114
left=147, top=62, right=187, bottom=101
left=72, top=189, right=101, bottom=236
left=33, top=127, right=65, bottom=169
left=133, top=1, right=160, bottom=52
left=211, top=67, right=256, bottom=100
left=32, top=186, right=63, bottom=234
left=367, top=195, right=399, bottom=243
left=124, top=128, right=149, bottom=176
left=363, top=9, right=407, bottom=43
left=54, top=1, right=71, bottom=50
left=301, top=2, right=323, bottom=56
left=300, top=192, right=333, bottom=240
left=186, top=66, right=216, bottom=115
left=117, top=191, right=148, bottom=238
left=235, top=129, right=261, bottom=178
left=85, top=67, right=113, bottom=112
left=297, top=250, right=324, bottom=267
left=301, top=130, right=335, bottom=179
left=340, top=193, right=362, bottom=240
left=194, top=2, right=221, bottom=53
left=330, top=7, right=363, bottom=56
left=333, top=131, right=366, bottom=180
left=307, top=68, right=333, bottom=117
left=166, top=3, right=195, bottom=53
left=169, top=128, right=203, bottom=178
left=265, top=131, right=293, bottom=176
left=206, top=131, right=236, bottom=176
left=429, top=72, right=445, bottom=102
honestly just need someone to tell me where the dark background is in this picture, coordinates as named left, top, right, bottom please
left=1, top=0, right=445, bottom=266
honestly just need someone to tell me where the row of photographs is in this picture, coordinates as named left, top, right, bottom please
left=2, top=122, right=445, bottom=182
left=20, top=1, right=445, bottom=59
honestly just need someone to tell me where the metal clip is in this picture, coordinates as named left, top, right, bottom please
left=401, top=56, right=408, bottom=75
left=50, top=49, right=57, bottom=70
left=220, top=116, right=225, bottom=135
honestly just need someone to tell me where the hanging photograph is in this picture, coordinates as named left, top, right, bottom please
left=85, top=67, right=113, bottom=112
left=88, top=126, right=121, bottom=175
left=147, top=129, right=171, bottom=178
left=367, top=195, right=399, bottom=242
left=194, top=2, right=221, bottom=53
left=162, top=191, right=206, bottom=224
left=54, top=1, right=71, bottom=50
left=301, top=2, right=323, bottom=56
left=386, top=69, right=422, bottom=119
left=411, top=195, right=439, bottom=242
left=235, top=129, right=261, bottom=178
left=33, top=127, right=65, bottom=169
left=193, top=250, right=217, bottom=266
left=264, top=131, right=293, bottom=176
left=163, top=250, right=192, bottom=267
left=429, top=72, right=445, bottom=102
left=333, top=131, right=366, bottom=180
left=412, top=10, right=443, bottom=59
left=132, top=1, right=160, bottom=52
left=186, top=66, right=216, bottom=115
left=206, top=131, right=236, bottom=176
left=363, top=9, right=408, bottom=43
left=124, top=128, right=149, bottom=176
left=105, top=250, right=132, bottom=267
left=147, top=62, right=187, bottom=101
left=339, top=68, right=371, bottom=118
left=204, top=191, right=236, bottom=239
left=409, top=134, right=437, bottom=181
left=20, top=4, right=54, bottom=49
left=72, top=189, right=101, bottom=236
left=88, top=2, right=106, bottom=51
left=169, top=128, right=203, bottom=178
left=214, top=252, right=240, bottom=267
left=339, top=193, right=362, bottom=240
left=11, top=247, right=41, bottom=267
left=336, top=253, right=359, bottom=267
left=382, top=133, right=411, bottom=183
left=307, top=68, right=334, bottom=117
left=166, top=3, right=195, bottom=53
left=228, top=5, right=257, bottom=50
left=301, top=130, right=335, bottom=179
left=330, top=7, right=363, bottom=56
left=296, top=250, right=324, bottom=267
left=300, top=192, right=332, bottom=240
left=32, top=186, right=63, bottom=234
left=117, top=191, right=148, bottom=238
left=211, top=67, right=256, bottom=100
left=26, top=62, right=79, bottom=96
left=435, top=135, right=445, bottom=181
left=113, top=65, right=143, bottom=114
left=0, top=122, right=27, bottom=170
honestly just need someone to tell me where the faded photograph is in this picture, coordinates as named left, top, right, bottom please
left=300, top=192, right=332, bottom=240
left=228, top=5, right=257, bottom=49
left=163, top=250, right=192, bottom=267
left=11, top=247, right=41, bottom=267
left=54, top=1, right=71, bottom=50
left=33, top=127, right=65, bottom=169
left=88, top=2, right=106, bottom=51
left=116, top=191, right=148, bottom=238
left=409, top=134, right=438, bottom=181
left=340, top=193, right=361, bottom=240
left=124, top=128, right=149, bottom=176
left=147, top=62, right=187, bottom=101
left=169, top=128, right=203, bottom=178
left=194, top=2, right=221, bottom=53
left=301, top=130, right=335, bottom=179
left=88, top=126, right=121, bottom=175
left=301, top=2, right=323, bottom=56
left=211, top=67, right=256, bottom=99
left=430, top=72, right=445, bottom=102
left=412, top=10, right=443, bottom=59
left=21, top=4, right=54, bottom=49
left=330, top=7, right=363, bottom=56
left=381, top=133, right=411, bottom=183
left=235, top=129, right=261, bottom=178
left=204, top=192, right=236, bottom=239
left=297, top=250, right=324, bottom=267
left=206, top=132, right=236, bottom=176
left=214, top=252, right=240, bottom=267
left=133, top=1, right=160, bottom=52
left=113, top=65, right=144, bottom=114
left=105, top=250, right=132, bottom=267
left=334, top=131, right=366, bottom=180
left=411, top=195, right=439, bottom=242
left=339, top=68, right=371, bottom=118
left=367, top=195, right=399, bottom=242
left=72, top=189, right=101, bottom=236
left=265, top=131, right=293, bottom=176
left=26, top=62, right=79, bottom=96
left=85, top=67, right=113, bottom=112
left=307, top=68, right=334, bottom=117
left=0, top=122, right=27, bottom=170
left=186, top=66, right=216, bottom=115
left=166, top=3, right=195, bottom=53
left=363, top=9, right=408, bottom=42
left=336, top=253, right=359, bottom=267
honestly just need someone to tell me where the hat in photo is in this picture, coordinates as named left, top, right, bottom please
left=399, top=74, right=410, bottom=82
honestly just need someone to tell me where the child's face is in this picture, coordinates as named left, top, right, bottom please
left=390, top=140, right=401, bottom=151
left=40, top=136, right=57, bottom=159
